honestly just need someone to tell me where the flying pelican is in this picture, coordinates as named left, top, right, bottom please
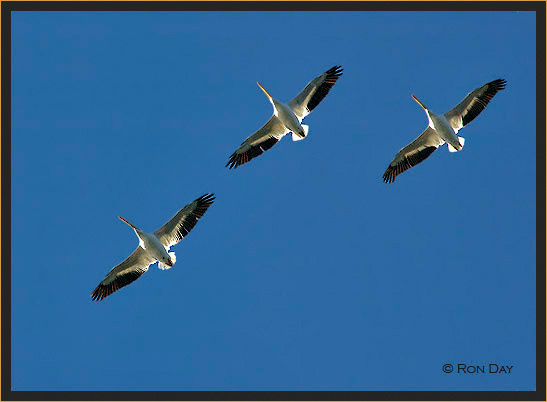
left=383, top=78, right=507, bottom=183
left=91, top=193, right=215, bottom=301
left=226, top=65, right=343, bottom=169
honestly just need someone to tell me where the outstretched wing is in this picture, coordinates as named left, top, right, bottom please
left=287, top=65, right=343, bottom=120
left=154, top=193, right=215, bottom=248
left=91, top=247, right=156, bottom=301
left=383, top=127, right=445, bottom=183
left=226, top=116, right=289, bottom=169
left=444, top=78, right=507, bottom=132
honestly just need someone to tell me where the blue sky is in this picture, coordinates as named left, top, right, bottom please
left=11, top=10, right=536, bottom=391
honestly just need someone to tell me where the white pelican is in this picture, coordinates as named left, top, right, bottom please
left=226, top=65, right=343, bottom=169
left=383, top=78, right=507, bottom=183
left=91, top=193, right=215, bottom=301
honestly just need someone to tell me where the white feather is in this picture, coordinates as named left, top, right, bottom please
left=158, top=262, right=172, bottom=270
left=168, top=251, right=176, bottom=264
left=158, top=252, right=176, bottom=270
left=292, top=125, right=309, bottom=142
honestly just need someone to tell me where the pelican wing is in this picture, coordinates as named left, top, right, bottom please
left=288, top=65, right=343, bottom=120
left=383, top=127, right=445, bottom=183
left=91, top=247, right=155, bottom=301
left=154, top=193, right=215, bottom=248
left=444, top=78, right=507, bottom=132
left=226, top=116, right=288, bottom=169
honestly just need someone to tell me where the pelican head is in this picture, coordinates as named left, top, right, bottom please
left=160, top=254, right=174, bottom=267
left=119, top=216, right=139, bottom=231
left=412, top=94, right=428, bottom=111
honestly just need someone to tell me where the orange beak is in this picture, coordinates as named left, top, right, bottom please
left=119, top=216, right=137, bottom=230
left=257, top=82, right=272, bottom=100
left=412, top=94, right=428, bottom=110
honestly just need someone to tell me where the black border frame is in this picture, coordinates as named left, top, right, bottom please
left=2, top=2, right=545, bottom=401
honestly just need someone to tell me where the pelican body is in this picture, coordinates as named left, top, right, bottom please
left=258, top=82, right=306, bottom=138
left=226, top=66, right=343, bottom=169
left=413, top=94, right=463, bottom=152
left=119, top=216, right=174, bottom=268
left=383, top=79, right=506, bottom=183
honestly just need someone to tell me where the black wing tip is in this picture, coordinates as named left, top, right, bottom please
left=91, top=280, right=122, bottom=301
left=196, top=193, right=216, bottom=206
left=171, top=193, right=216, bottom=242
left=382, top=146, right=437, bottom=184
left=193, top=193, right=215, bottom=216
left=226, top=147, right=255, bottom=169
left=306, top=66, right=343, bottom=112
left=91, top=269, right=144, bottom=302
left=382, top=167, right=396, bottom=184
left=325, top=66, right=344, bottom=82
left=326, top=65, right=344, bottom=77
left=489, top=78, right=507, bottom=90
left=495, top=78, right=507, bottom=84
left=226, top=151, right=242, bottom=169
left=226, top=136, right=280, bottom=170
left=226, top=152, right=247, bottom=169
left=91, top=284, right=110, bottom=302
left=462, top=78, right=507, bottom=127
